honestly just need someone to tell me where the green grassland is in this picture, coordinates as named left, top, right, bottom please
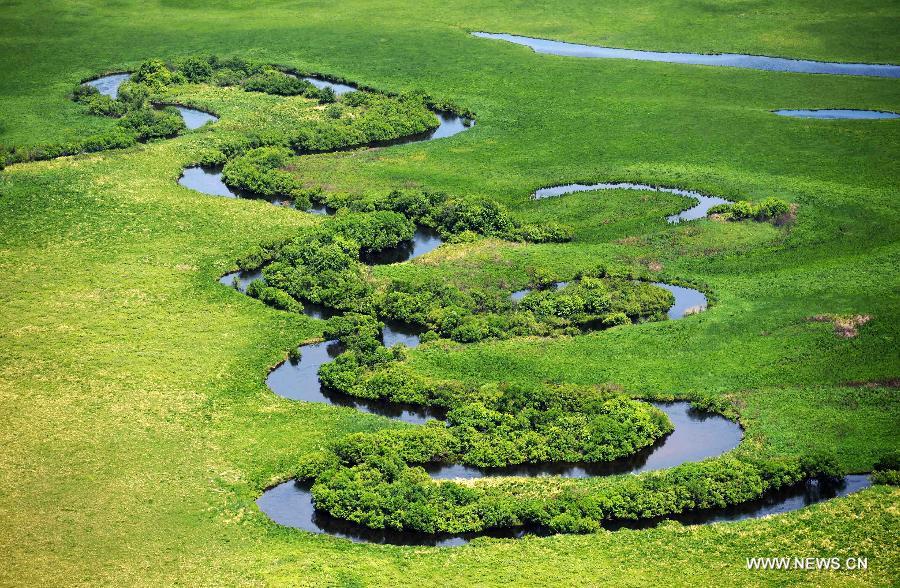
left=1, top=0, right=898, bottom=585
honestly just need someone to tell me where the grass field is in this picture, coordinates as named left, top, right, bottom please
left=1, top=1, right=898, bottom=585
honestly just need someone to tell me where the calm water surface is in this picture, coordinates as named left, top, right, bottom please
left=472, top=32, right=900, bottom=78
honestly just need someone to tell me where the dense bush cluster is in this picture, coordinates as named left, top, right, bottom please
left=259, top=237, right=843, bottom=536
left=231, top=193, right=662, bottom=342
left=338, top=188, right=573, bottom=243
left=373, top=270, right=672, bottom=343
left=246, top=279, right=305, bottom=313
left=872, top=451, right=900, bottom=485
left=707, top=197, right=791, bottom=222
left=1, top=129, right=137, bottom=167
left=221, top=146, right=311, bottom=208
left=3, top=54, right=441, bottom=168
left=117, top=106, right=185, bottom=141
left=257, top=211, right=415, bottom=311
left=289, top=92, right=438, bottom=154
left=301, top=436, right=843, bottom=534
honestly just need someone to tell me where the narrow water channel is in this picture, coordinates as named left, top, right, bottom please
left=472, top=32, right=900, bottom=78
left=256, top=473, right=870, bottom=546
left=773, top=109, right=900, bottom=119
left=83, top=73, right=130, bottom=97
left=534, top=182, right=729, bottom=223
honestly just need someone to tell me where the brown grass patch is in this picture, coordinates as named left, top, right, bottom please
left=808, top=313, right=872, bottom=338
left=774, top=203, right=799, bottom=227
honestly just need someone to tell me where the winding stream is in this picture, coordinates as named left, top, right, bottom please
left=534, top=182, right=729, bottom=223
left=179, top=107, right=471, bottom=209
left=773, top=109, right=900, bottom=119
left=83, top=72, right=130, bottom=97
left=183, top=70, right=870, bottom=546
left=160, top=105, right=218, bottom=129
left=654, top=282, right=707, bottom=318
left=257, top=473, right=870, bottom=546
left=426, top=401, right=741, bottom=480
left=303, top=76, right=356, bottom=95
left=472, top=32, right=900, bottom=78
left=265, top=326, right=442, bottom=425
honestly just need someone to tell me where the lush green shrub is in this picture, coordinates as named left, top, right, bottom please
left=178, top=56, right=214, bottom=82
left=706, top=198, right=790, bottom=223
left=324, top=313, right=384, bottom=347
left=308, top=451, right=816, bottom=535
left=755, top=197, right=790, bottom=220
left=245, top=280, right=304, bottom=313
left=872, top=470, right=900, bottom=485
left=874, top=450, right=900, bottom=471
left=799, top=450, right=845, bottom=481
left=729, top=200, right=756, bottom=220
left=132, top=59, right=181, bottom=90
left=72, top=84, right=99, bottom=103
left=76, top=129, right=138, bottom=153
left=516, top=221, right=575, bottom=243
left=328, top=211, right=416, bottom=253
left=116, top=81, right=149, bottom=110
left=262, top=231, right=373, bottom=312
left=431, top=198, right=516, bottom=237
left=706, top=203, right=732, bottom=215
left=117, top=106, right=185, bottom=140
left=242, top=69, right=312, bottom=96
left=220, top=146, right=310, bottom=208
left=317, top=86, right=337, bottom=103
left=84, top=94, right=127, bottom=117
left=235, top=240, right=284, bottom=271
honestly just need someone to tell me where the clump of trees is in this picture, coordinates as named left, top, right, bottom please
left=221, top=146, right=312, bottom=208
left=373, top=269, right=672, bottom=344
left=339, top=189, right=573, bottom=244
left=257, top=211, right=414, bottom=312
left=245, top=279, right=304, bottom=313
left=4, top=54, right=444, bottom=168
left=872, top=451, right=900, bottom=485
left=303, top=448, right=843, bottom=534
left=707, top=197, right=792, bottom=223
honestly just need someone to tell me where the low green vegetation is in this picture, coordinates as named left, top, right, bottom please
left=0, top=0, right=898, bottom=586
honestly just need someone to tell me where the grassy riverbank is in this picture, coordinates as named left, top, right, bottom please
left=1, top=0, right=898, bottom=585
